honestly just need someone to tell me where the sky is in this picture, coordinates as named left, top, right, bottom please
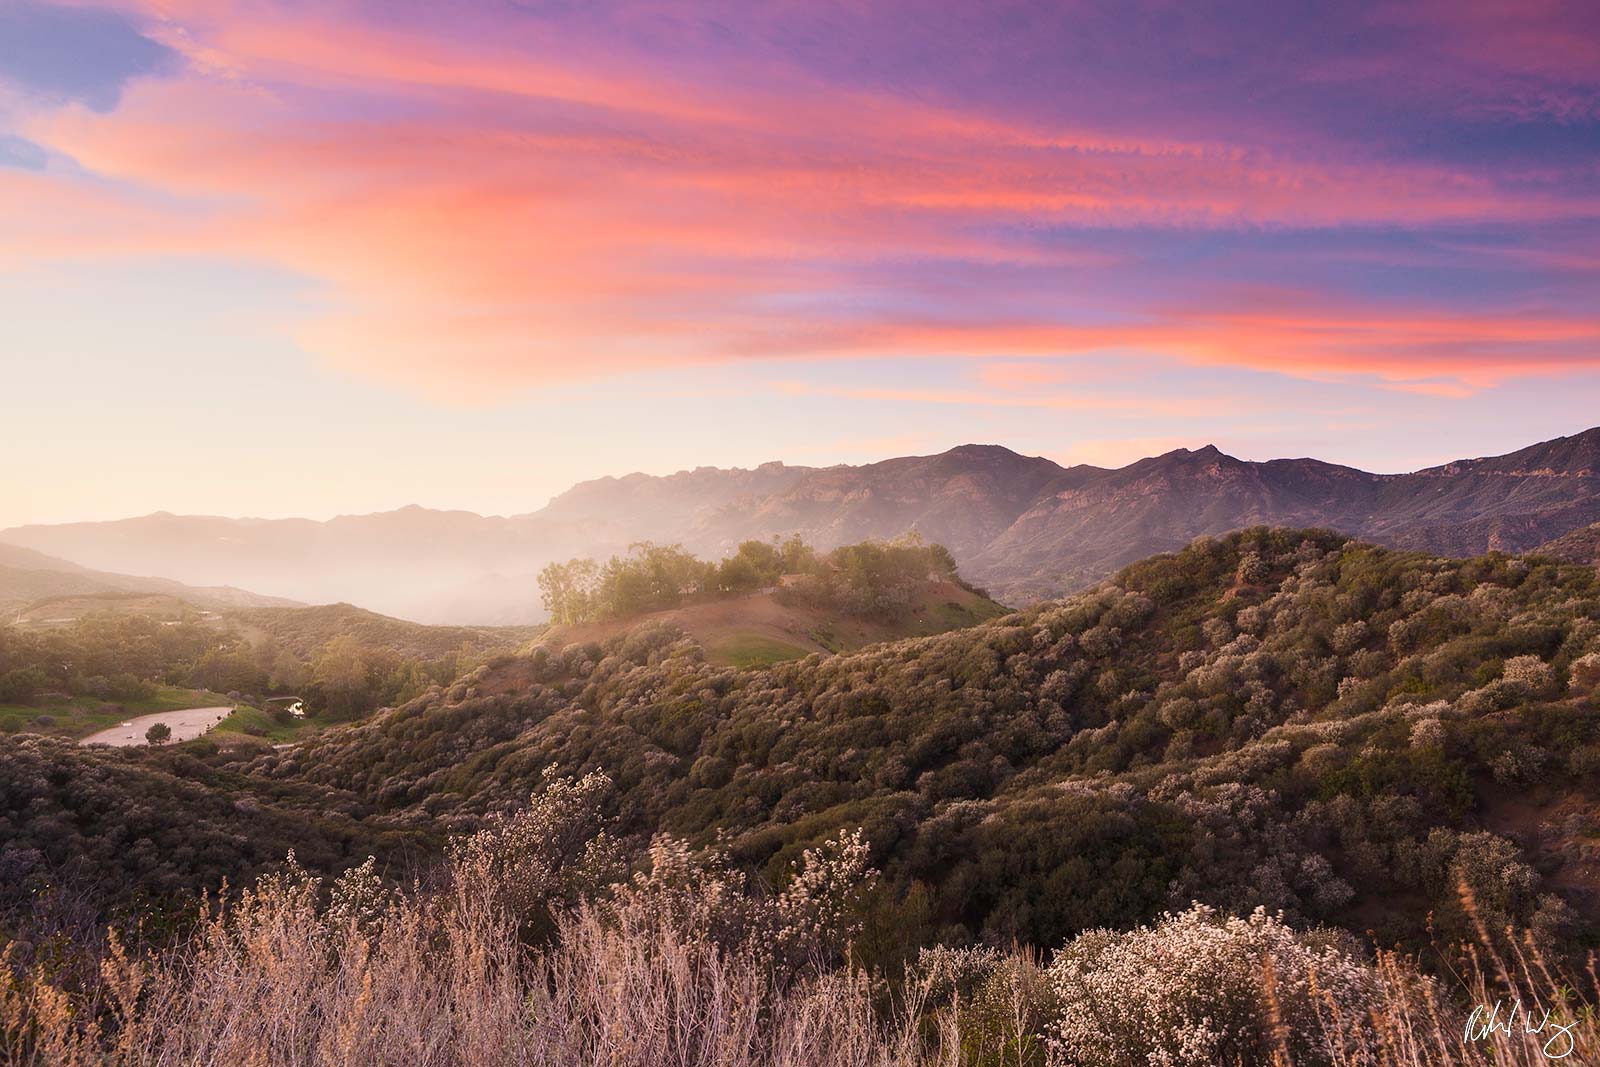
left=3, top=0, right=1599, bottom=528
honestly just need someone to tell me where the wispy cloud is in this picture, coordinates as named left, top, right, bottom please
left=6, top=0, right=1600, bottom=402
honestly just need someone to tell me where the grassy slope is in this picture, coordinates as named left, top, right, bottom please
left=542, top=580, right=1010, bottom=666
left=0, top=685, right=229, bottom=739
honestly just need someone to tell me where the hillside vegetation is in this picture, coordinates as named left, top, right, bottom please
left=6, top=528, right=1600, bottom=1065
left=216, top=528, right=1600, bottom=956
left=7, top=756, right=1598, bottom=1067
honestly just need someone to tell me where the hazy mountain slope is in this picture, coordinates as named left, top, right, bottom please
left=0, top=543, right=298, bottom=616
left=0, top=450, right=1063, bottom=621
left=693, top=445, right=1073, bottom=561
left=0, top=564, right=136, bottom=611
left=1374, top=428, right=1600, bottom=555
left=0, top=509, right=576, bottom=624
left=969, top=447, right=1383, bottom=599
left=542, top=460, right=814, bottom=532
left=4, top=428, right=1597, bottom=622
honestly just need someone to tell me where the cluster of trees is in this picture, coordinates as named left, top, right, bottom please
left=777, top=537, right=972, bottom=619
left=0, top=613, right=217, bottom=707
left=180, top=632, right=491, bottom=720
left=538, top=537, right=815, bottom=624
left=539, top=535, right=974, bottom=625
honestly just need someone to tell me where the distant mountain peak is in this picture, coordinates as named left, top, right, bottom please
left=944, top=443, right=1026, bottom=457
left=1144, top=443, right=1234, bottom=468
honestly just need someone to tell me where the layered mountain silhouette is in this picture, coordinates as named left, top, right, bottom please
left=4, top=428, right=1597, bottom=623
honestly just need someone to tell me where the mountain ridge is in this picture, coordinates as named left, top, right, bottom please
left=4, top=428, right=1597, bottom=623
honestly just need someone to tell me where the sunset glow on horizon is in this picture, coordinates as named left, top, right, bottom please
left=4, top=0, right=1600, bottom=527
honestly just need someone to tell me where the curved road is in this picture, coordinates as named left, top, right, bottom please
left=79, top=706, right=233, bottom=747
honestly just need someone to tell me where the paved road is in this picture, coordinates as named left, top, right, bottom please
left=79, top=706, right=233, bottom=747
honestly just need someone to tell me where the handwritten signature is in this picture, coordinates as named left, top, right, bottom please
left=1465, top=999, right=1577, bottom=1060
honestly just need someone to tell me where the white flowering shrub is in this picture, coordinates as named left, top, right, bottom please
left=1236, top=553, right=1271, bottom=586
left=1490, top=745, right=1549, bottom=785
left=1297, top=742, right=1343, bottom=779
left=1335, top=675, right=1366, bottom=702
left=1157, top=696, right=1201, bottom=730
left=1047, top=905, right=1378, bottom=1067
left=618, top=827, right=876, bottom=980
left=327, top=855, right=391, bottom=932
left=1330, top=620, right=1368, bottom=654
left=1500, top=654, right=1555, bottom=698
left=1572, top=651, right=1600, bottom=693
left=1457, top=679, right=1522, bottom=715
left=1449, top=832, right=1539, bottom=929
left=1467, top=582, right=1514, bottom=622
left=449, top=768, right=624, bottom=933
left=1078, top=625, right=1122, bottom=658
left=776, top=828, right=877, bottom=961
left=1041, top=664, right=1087, bottom=703
left=1235, top=604, right=1270, bottom=635
left=1409, top=718, right=1447, bottom=751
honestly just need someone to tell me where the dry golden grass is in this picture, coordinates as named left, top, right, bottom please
left=4, top=797, right=1596, bottom=1067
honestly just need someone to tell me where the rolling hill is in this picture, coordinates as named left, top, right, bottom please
left=0, top=543, right=298, bottom=622
left=4, top=427, right=1597, bottom=622
left=227, top=601, right=543, bottom=660
left=538, top=579, right=1010, bottom=667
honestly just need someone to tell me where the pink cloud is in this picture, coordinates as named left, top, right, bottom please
left=11, top=1, right=1600, bottom=400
